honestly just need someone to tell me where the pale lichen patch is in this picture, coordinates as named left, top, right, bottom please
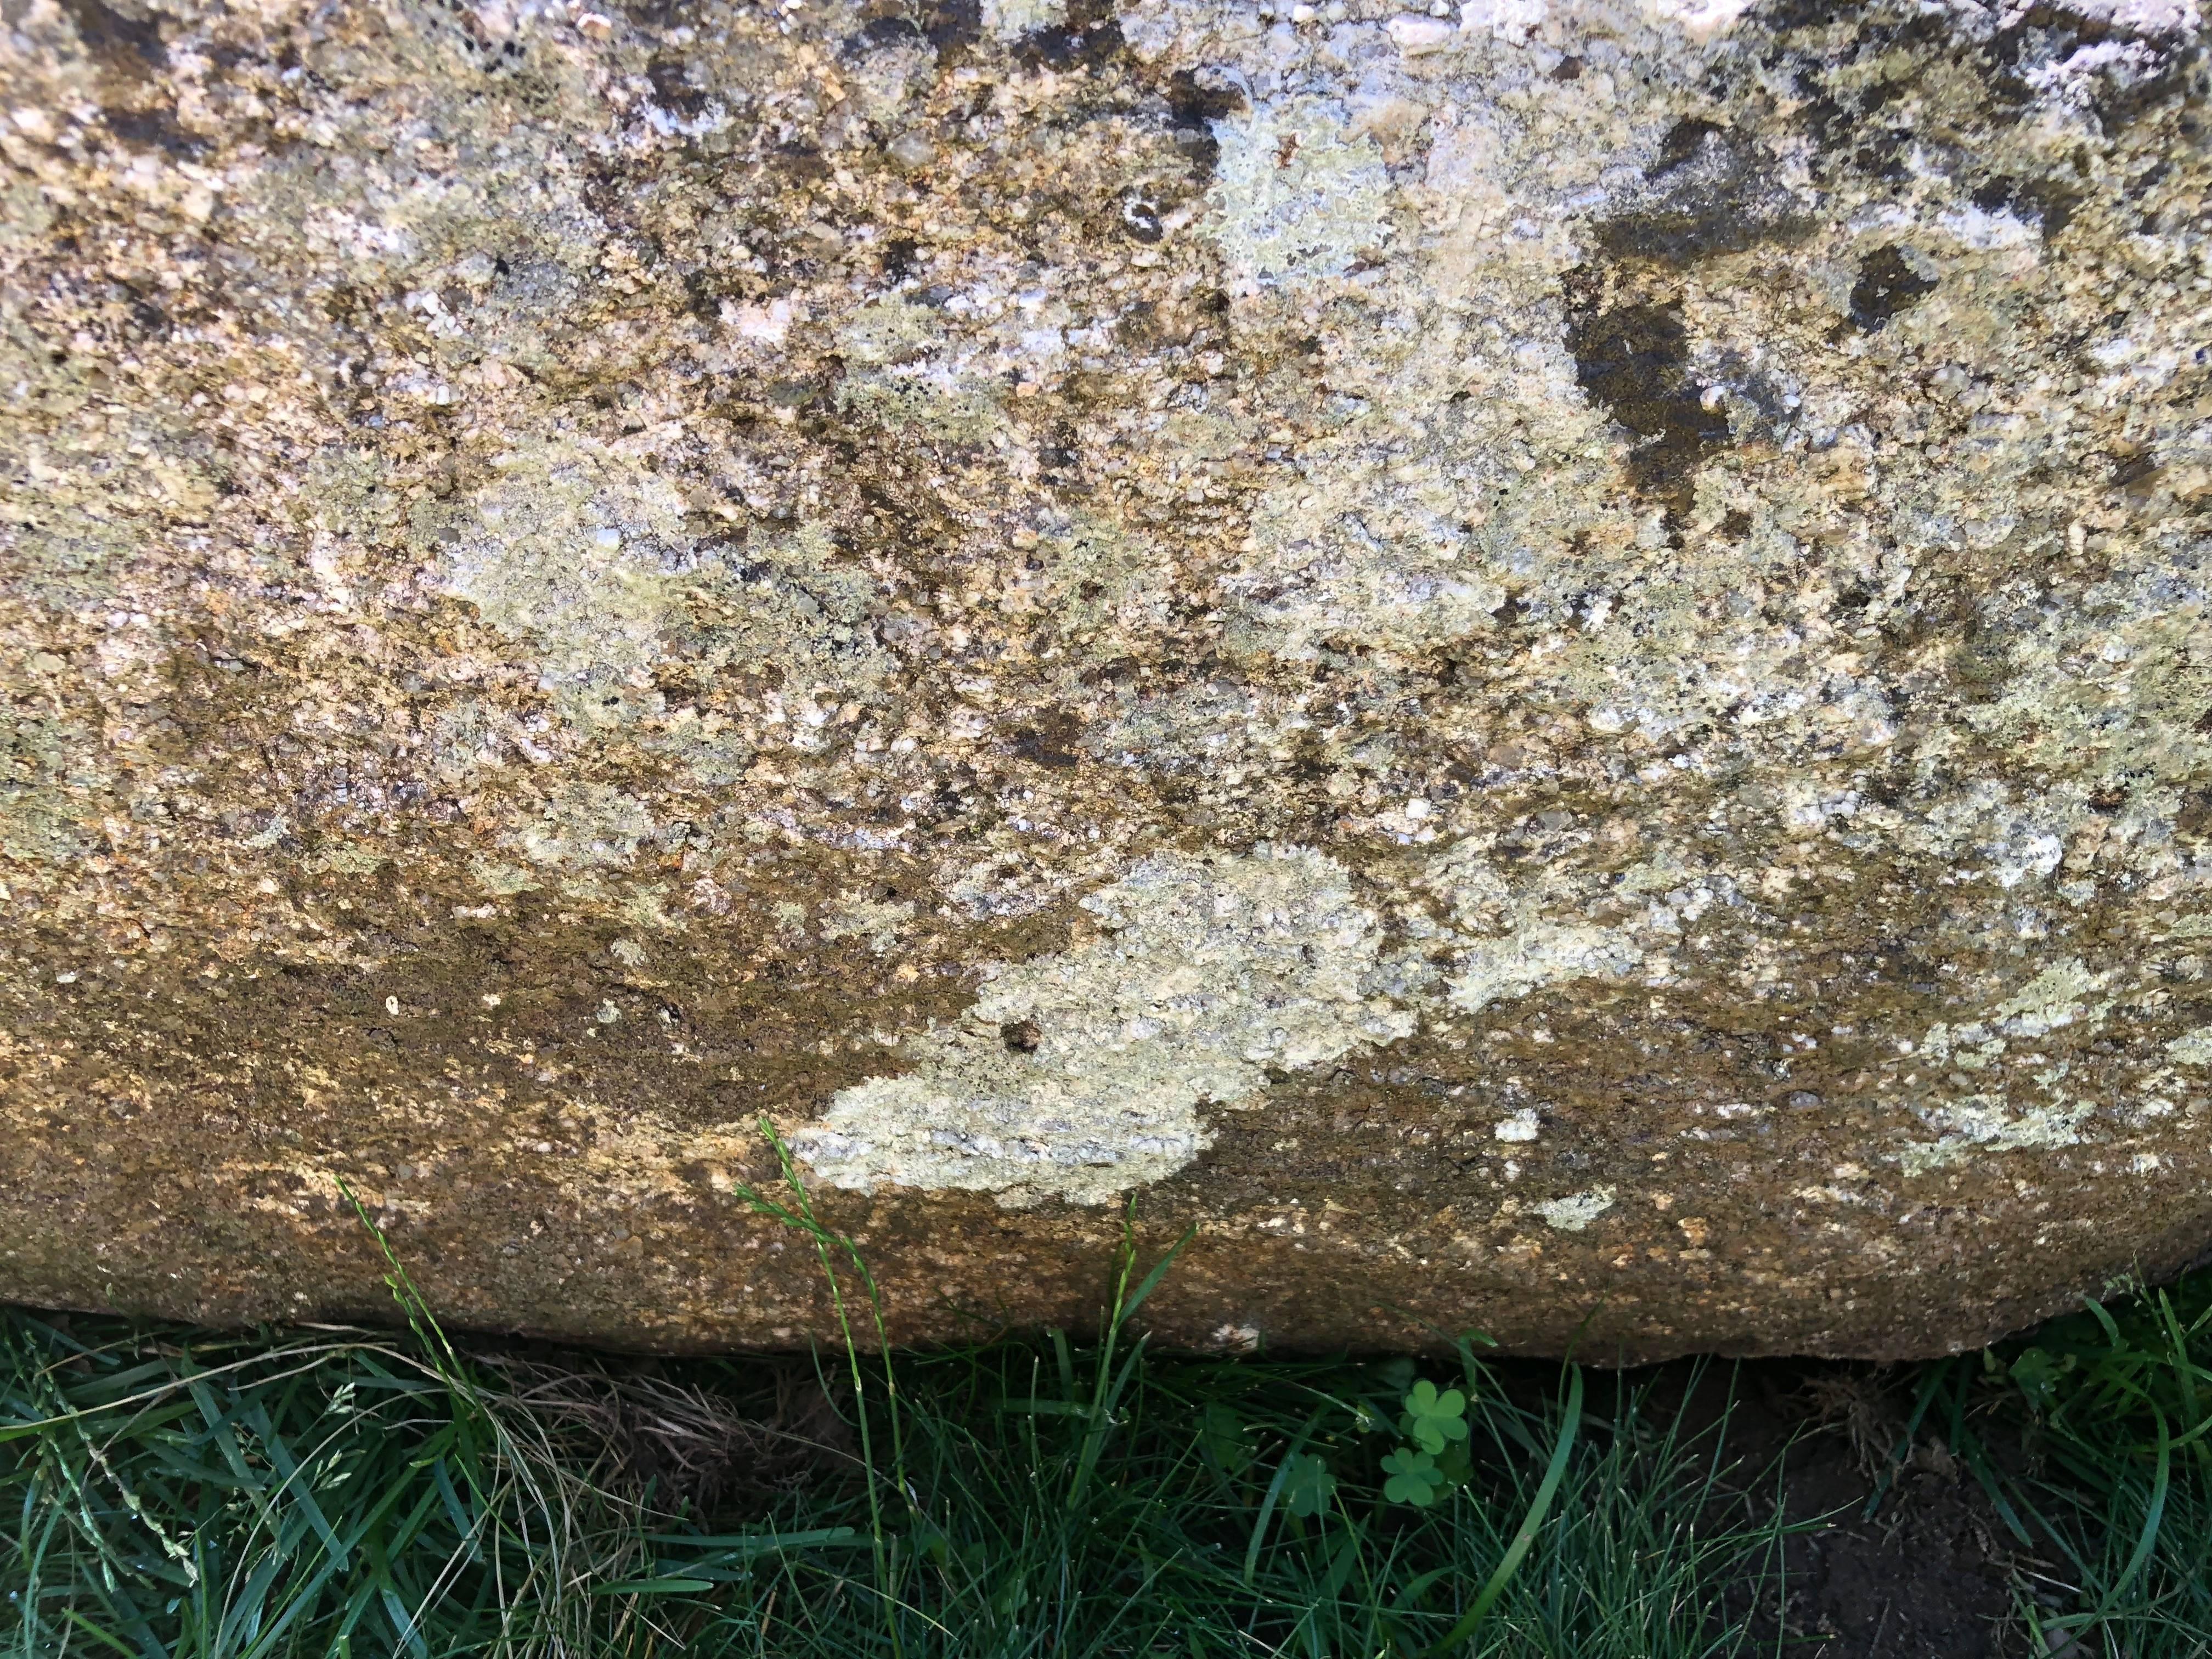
left=0, top=702, right=101, bottom=864
left=2168, top=1026, right=2212, bottom=1065
left=1898, top=1096, right=2092, bottom=1177
left=820, top=890, right=920, bottom=956
left=1895, top=959, right=2118, bottom=1173
left=469, top=857, right=542, bottom=897
left=1537, top=1187, right=1617, bottom=1232
left=1207, top=98, right=1392, bottom=292
left=513, top=785, right=660, bottom=871
left=442, top=438, right=696, bottom=697
left=306, top=844, right=390, bottom=876
left=1449, top=922, right=1645, bottom=1015
left=984, top=0, right=1066, bottom=40
left=794, top=845, right=1414, bottom=1206
left=1423, top=840, right=1648, bottom=1016
left=1987, top=957, right=2114, bottom=1039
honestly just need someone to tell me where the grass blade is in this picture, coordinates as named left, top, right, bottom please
left=1427, top=1362, right=1584, bottom=1656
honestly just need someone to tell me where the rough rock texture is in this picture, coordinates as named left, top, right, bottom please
left=5, top=0, right=2212, bottom=1361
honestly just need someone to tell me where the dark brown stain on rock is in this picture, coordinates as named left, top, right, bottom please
left=1562, top=275, right=1730, bottom=528
left=59, top=0, right=166, bottom=69
left=1848, top=245, right=1938, bottom=333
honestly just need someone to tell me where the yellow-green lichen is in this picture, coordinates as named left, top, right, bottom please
left=512, top=785, right=661, bottom=871
left=1898, top=1095, right=2093, bottom=1177
left=1895, top=958, right=2118, bottom=1174
left=794, top=845, right=1415, bottom=1205
left=0, top=701, right=100, bottom=864
left=1423, top=840, right=1650, bottom=1015
left=2167, top=1026, right=2212, bottom=1065
left=442, top=438, right=697, bottom=699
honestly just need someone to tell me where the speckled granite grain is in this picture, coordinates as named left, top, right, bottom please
left=4, top=0, right=2212, bottom=1358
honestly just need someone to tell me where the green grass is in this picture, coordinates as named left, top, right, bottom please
left=1949, top=1279, right=2212, bottom=1658
left=0, top=1308, right=1786, bottom=1659
left=3, top=1160, right=2209, bottom=1659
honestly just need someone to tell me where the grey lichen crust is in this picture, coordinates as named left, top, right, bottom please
left=6, top=0, right=2212, bottom=1357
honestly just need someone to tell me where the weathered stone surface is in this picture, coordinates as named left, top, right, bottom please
left=5, top=0, right=2212, bottom=1361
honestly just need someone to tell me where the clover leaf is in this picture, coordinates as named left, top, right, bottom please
left=1398, top=1379, right=1470, bottom=1455
left=1281, top=1451, right=1336, bottom=1519
left=1381, top=1447, right=1446, bottom=1508
left=1199, top=1401, right=1254, bottom=1477
left=2008, top=1347, right=2067, bottom=1415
